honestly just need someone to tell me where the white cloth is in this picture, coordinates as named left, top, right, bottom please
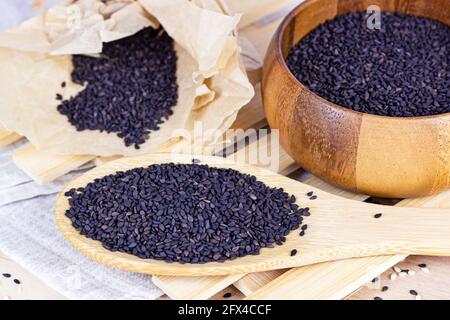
left=0, top=141, right=163, bottom=300
left=0, top=0, right=63, bottom=31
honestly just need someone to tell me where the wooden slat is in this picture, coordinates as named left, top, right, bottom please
left=0, top=251, right=66, bottom=300
left=221, top=0, right=298, bottom=29
left=244, top=191, right=450, bottom=300
left=153, top=274, right=245, bottom=300
left=348, top=255, right=450, bottom=300
left=0, top=125, right=22, bottom=148
left=13, top=145, right=95, bottom=185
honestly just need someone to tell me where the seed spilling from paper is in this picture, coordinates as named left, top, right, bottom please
left=64, top=163, right=309, bottom=264
left=57, top=27, right=178, bottom=149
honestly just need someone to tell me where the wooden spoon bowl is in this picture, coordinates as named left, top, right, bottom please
left=262, top=0, right=450, bottom=198
left=55, top=153, right=450, bottom=276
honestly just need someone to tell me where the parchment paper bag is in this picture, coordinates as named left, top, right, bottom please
left=0, top=0, right=254, bottom=156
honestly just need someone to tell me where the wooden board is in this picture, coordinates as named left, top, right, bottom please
left=0, top=251, right=65, bottom=300
left=2, top=0, right=450, bottom=300
left=0, top=125, right=21, bottom=148
left=348, top=256, right=450, bottom=300
left=13, top=145, right=95, bottom=185
left=220, top=0, right=298, bottom=28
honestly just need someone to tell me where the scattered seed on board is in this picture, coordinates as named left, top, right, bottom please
left=301, top=224, right=308, bottom=231
left=301, top=208, right=311, bottom=216
left=418, top=263, right=427, bottom=268
left=309, top=195, right=317, bottom=200
left=371, top=277, right=379, bottom=283
left=2, top=273, right=11, bottom=278
left=307, top=191, right=314, bottom=197
left=299, top=230, right=305, bottom=237
left=61, top=81, right=66, bottom=88
left=382, top=286, right=389, bottom=292
left=223, top=292, right=232, bottom=298
left=374, top=296, right=383, bottom=300
left=290, top=249, right=298, bottom=257
left=374, top=213, right=382, bottom=219
left=13, top=279, right=20, bottom=285
left=56, top=93, right=63, bottom=101
left=409, top=290, right=418, bottom=296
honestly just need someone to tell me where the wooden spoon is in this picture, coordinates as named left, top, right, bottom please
left=55, top=153, right=450, bottom=276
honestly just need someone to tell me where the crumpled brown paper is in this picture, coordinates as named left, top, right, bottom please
left=0, top=0, right=254, bottom=156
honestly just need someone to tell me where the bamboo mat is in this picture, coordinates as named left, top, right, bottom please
left=1, top=0, right=449, bottom=300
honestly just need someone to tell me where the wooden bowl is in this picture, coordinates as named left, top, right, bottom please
left=262, top=0, right=450, bottom=198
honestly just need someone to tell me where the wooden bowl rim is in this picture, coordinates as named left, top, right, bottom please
left=272, top=0, right=450, bottom=121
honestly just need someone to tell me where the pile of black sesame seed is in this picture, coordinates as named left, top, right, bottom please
left=286, top=12, right=450, bottom=117
left=65, top=163, right=307, bottom=264
left=57, top=27, right=178, bottom=149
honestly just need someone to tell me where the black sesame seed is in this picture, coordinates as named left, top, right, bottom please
left=374, top=296, right=383, bottom=300
left=299, top=230, right=305, bottom=237
left=13, top=279, right=21, bottom=285
left=374, top=213, right=382, bottom=219
left=61, top=81, right=66, bottom=88
left=301, top=208, right=311, bottom=216
left=410, top=290, right=418, bottom=296
left=2, top=273, right=11, bottom=278
left=418, top=264, right=427, bottom=268
left=382, top=286, right=389, bottom=292
left=223, top=292, right=232, bottom=298
left=65, top=163, right=306, bottom=264
left=56, top=93, right=63, bottom=101
left=290, top=249, right=298, bottom=256
left=301, top=224, right=308, bottom=231
left=286, top=12, right=450, bottom=117
left=57, top=27, right=178, bottom=149
left=309, top=195, right=318, bottom=200
left=307, top=191, right=314, bottom=197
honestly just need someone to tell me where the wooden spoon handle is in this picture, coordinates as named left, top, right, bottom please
left=302, top=199, right=450, bottom=258
left=366, top=205, right=450, bottom=256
